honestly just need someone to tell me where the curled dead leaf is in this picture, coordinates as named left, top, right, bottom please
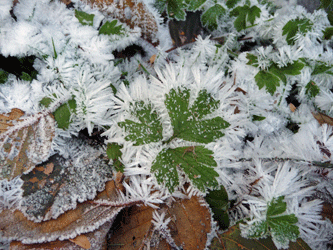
left=0, top=108, right=55, bottom=180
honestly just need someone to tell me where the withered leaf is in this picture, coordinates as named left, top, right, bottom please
left=0, top=108, right=55, bottom=180
left=0, top=181, right=123, bottom=244
left=69, top=235, right=91, bottom=249
left=108, top=196, right=211, bottom=249
left=19, top=136, right=113, bottom=222
left=312, top=112, right=333, bottom=126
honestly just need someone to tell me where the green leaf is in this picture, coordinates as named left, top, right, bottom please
left=40, top=97, right=53, bottom=108
left=51, top=38, right=57, bottom=60
left=75, top=9, right=95, bottom=26
left=53, top=99, right=77, bottom=130
left=246, top=53, right=259, bottom=66
left=252, top=115, right=266, bottom=121
left=205, top=185, right=229, bottom=230
left=230, top=5, right=261, bottom=31
left=267, top=196, right=286, bottom=217
left=226, top=0, right=241, bottom=9
left=305, top=81, right=320, bottom=97
left=165, top=87, right=230, bottom=143
left=282, top=18, right=313, bottom=45
left=99, top=20, right=125, bottom=35
left=106, top=143, right=124, bottom=172
left=164, top=0, right=187, bottom=20
left=0, top=69, right=8, bottom=84
left=118, top=101, right=163, bottom=146
left=185, top=0, right=206, bottom=11
left=255, top=70, right=280, bottom=95
left=151, top=146, right=219, bottom=193
left=201, top=4, right=226, bottom=30
left=323, top=26, right=333, bottom=39
left=312, top=61, right=333, bottom=75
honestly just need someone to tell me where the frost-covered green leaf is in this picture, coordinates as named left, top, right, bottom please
left=106, top=143, right=124, bottom=172
left=155, top=0, right=187, bottom=20
left=165, top=88, right=230, bottom=143
left=305, top=81, right=320, bottom=97
left=246, top=196, right=299, bottom=248
left=99, top=20, right=125, bottom=35
left=226, top=0, right=241, bottom=9
left=312, top=61, right=333, bottom=75
left=230, top=5, right=261, bottom=31
left=282, top=18, right=313, bottom=45
left=205, top=185, right=230, bottom=229
left=75, top=10, right=94, bottom=26
left=151, top=146, right=218, bottom=193
left=201, top=4, right=226, bottom=30
left=323, top=26, right=333, bottom=39
left=118, top=101, right=163, bottom=146
left=254, top=61, right=304, bottom=95
left=246, top=53, right=259, bottom=67
left=253, top=115, right=266, bottom=121
left=185, top=0, right=206, bottom=11
left=0, top=70, right=9, bottom=84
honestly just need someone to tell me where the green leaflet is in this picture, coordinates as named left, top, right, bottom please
left=118, top=101, right=163, bottom=146
left=99, top=20, right=125, bottom=35
left=151, top=146, right=219, bottom=193
left=75, top=10, right=94, bottom=26
left=155, top=0, right=187, bottom=20
left=323, top=26, right=333, bottom=40
left=230, top=5, right=261, bottom=31
left=226, top=0, right=241, bottom=9
left=305, top=81, right=320, bottom=98
left=205, top=186, right=230, bottom=230
left=106, top=143, right=124, bottom=172
left=165, top=87, right=230, bottom=143
left=40, top=97, right=77, bottom=130
left=201, top=4, right=226, bottom=30
left=312, top=61, right=333, bottom=75
left=282, top=18, right=313, bottom=45
left=185, top=0, right=206, bottom=11
left=252, top=115, right=266, bottom=121
left=247, top=196, right=299, bottom=248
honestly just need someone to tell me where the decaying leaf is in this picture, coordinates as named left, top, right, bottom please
left=68, top=235, right=91, bottom=249
left=312, top=112, right=333, bottom=126
left=19, top=136, right=113, bottom=222
left=108, top=195, right=211, bottom=249
left=0, top=181, right=123, bottom=244
left=210, top=224, right=311, bottom=250
left=0, top=108, right=55, bottom=181
left=10, top=218, right=112, bottom=250
left=84, top=0, right=159, bottom=43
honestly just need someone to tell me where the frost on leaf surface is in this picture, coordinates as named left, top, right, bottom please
left=165, top=87, right=229, bottom=143
left=282, top=18, right=313, bottom=45
left=230, top=4, right=261, bottom=31
left=118, top=101, right=163, bottom=146
left=0, top=108, right=55, bottom=181
left=151, top=146, right=218, bottom=193
left=244, top=196, right=299, bottom=249
left=201, top=4, right=226, bottom=30
left=19, top=136, right=112, bottom=222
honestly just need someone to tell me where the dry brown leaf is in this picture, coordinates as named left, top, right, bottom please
left=0, top=181, right=123, bottom=244
left=69, top=235, right=91, bottom=249
left=321, top=202, right=333, bottom=224
left=312, top=112, right=333, bottom=126
left=84, top=0, right=158, bottom=43
left=108, top=196, right=211, bottom=249
left=149, top=54, right=157, bottom=65
left=0, top=108, right=55, bottom=180
left=289, top=103, right=296, bottom=112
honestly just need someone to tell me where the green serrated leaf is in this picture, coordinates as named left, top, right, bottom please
left=247, top=221, right=269, bottom=238
left=0, top=69, right=8, bottom=84
left=226, top=0, right=241, bottom=9
left=75, top=9, right=94, bottom=26
left=305, top=81, right=320, bottom=97
left=118, top=101, right=163, bottom=146
left=267, top=196, right=286, bottom=217
left=253, top=115, right=266, bottom=121
left=165, top=87, right=229, bottom=143
left=99, top=20, right=125, bottom=35
left=54, top=99, right=77, bottom=130
left=282, top=18, right=313, bottom=45
left=165, top=0, right=187, bottom=20
left=185, top=0, right=206, bottom=11
left=255, top=70, right=280, bottom=95
left=246, top=53, right=259, bottom=66
left=230, top=5, right=261, bottom=31
left=40, top=97, right=53, bottom=108
left=312, top=62, right=332, bottom=75
left=323, top=26, right=333, bottom=39
left=151, top=146, right=218, bottom=193
left=106, top=143, right=124, bottom=172
left=201, top=4, right=226, bottom=30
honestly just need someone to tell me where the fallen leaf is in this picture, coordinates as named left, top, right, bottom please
left=0, top=180, right=123, bottom=244
left=149, top=54, right=157, bottom=64
left=69, top=235, right=91, bottom=249
left=0, top=108, right=55, bottom=180
left=312, top=112, right=333, bottom=126
left=289, top=103, right=297, bottom=112
left=321, top=202, right=333, bottom=223
left=84, top=0, right=158, bottom=43
left=108, top=196, right=211, bottom=249
left=209, top=224, right=311, bottom=250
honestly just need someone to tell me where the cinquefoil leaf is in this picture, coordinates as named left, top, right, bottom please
left=230, top=5, right=261, bottom=31
left=75, top=10, right=94, bottom=26
left=118, top=101, right=163, bottom=146
left=282, top=18, right=313, bottom=45
left=185, top=0, right=206, bottom=11
left=151, top=146, right=219, bottom=193
left=201, top=4, right=226, bottom=30
left=165, top=87, right=229, bottom=143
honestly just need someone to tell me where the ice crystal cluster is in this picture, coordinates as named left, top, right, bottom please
left=1, top=0, right=333, bottom=249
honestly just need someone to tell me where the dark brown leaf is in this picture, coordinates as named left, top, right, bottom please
left=312, top=112, right=333, bottom=126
